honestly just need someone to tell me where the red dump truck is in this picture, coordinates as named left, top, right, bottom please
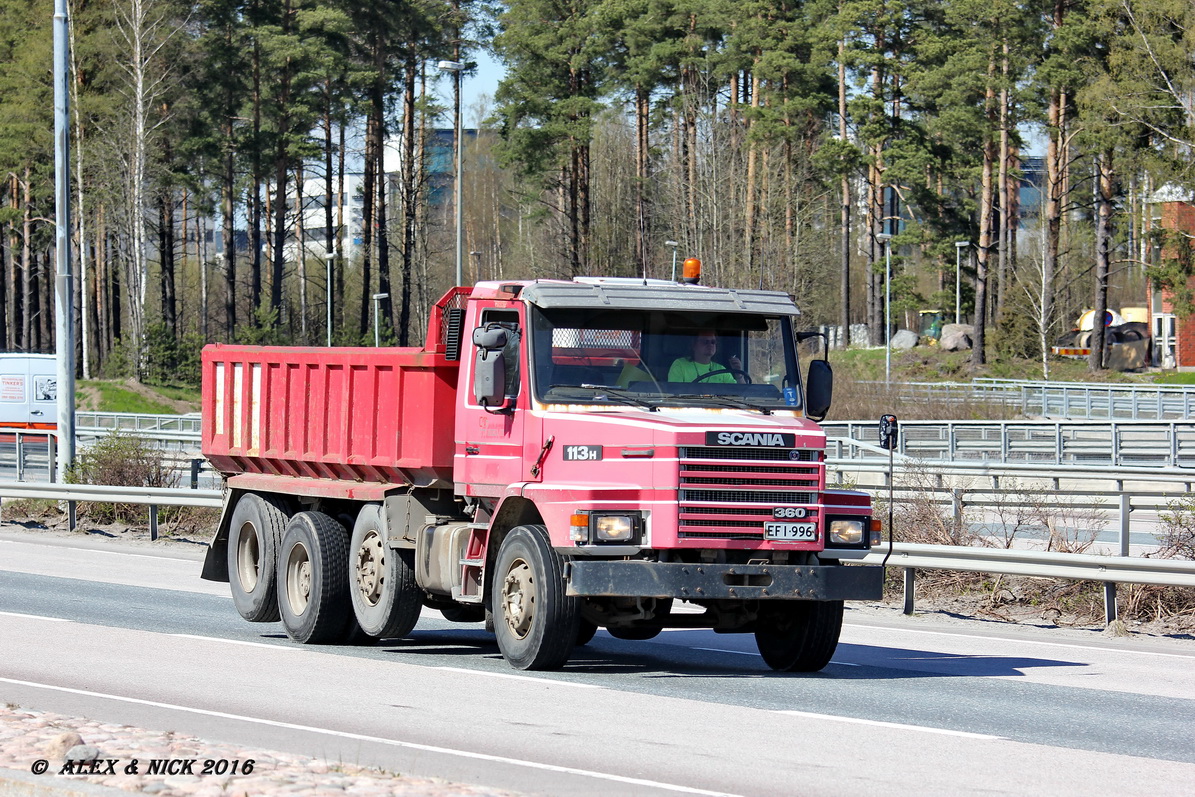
left=201, top=274, right=883, bottom=671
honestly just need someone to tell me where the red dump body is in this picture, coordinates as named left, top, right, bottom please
left=202, top=290, right=468, bottom=493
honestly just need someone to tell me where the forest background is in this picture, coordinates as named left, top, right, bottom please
left=0, top=0, right=1193, bottom=386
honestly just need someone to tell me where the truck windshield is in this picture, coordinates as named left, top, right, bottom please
left=529, top=306, right=803, bottom=411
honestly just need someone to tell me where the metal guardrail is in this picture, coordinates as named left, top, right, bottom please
left=859, top=542, right=1195, bottom=624
left=824, top=419, right=1195, bottom=469
left=75, top=411, right=203, bottom=434
left=0, top=480, right=221, bottom=540
left=874, top=379, right=1195, bottom=420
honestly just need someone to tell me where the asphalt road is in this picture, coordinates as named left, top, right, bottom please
left=2, top=529, right=1194, bottom=796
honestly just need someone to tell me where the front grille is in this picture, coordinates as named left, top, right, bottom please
left=681, top=447, right=817, bottom=462
left=676, top=446, right=823, bottom=540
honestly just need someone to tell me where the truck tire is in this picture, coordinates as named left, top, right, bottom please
left=227, top=493, right=289, bottom=623
left=493, top=525, right=580, bottom=670
left=277, top=511, right=352, bottom=644
left=349, top=504, right=421, bottom=639
left=754, top=599, right=844, bottom=672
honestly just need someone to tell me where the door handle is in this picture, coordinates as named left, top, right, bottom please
left=30, top=410, right=43, bottom=416
left=464, top=445, right=479, bottom=455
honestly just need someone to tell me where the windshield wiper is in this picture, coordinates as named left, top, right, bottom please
left=672, top=393, right=774, bottom=415
left=546, top=384, right=660, bottom=411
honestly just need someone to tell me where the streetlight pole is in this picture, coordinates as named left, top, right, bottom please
left=877, top=233, right=893, bottom=386
left=53, top=0, right=75, bottom=481
left=438, top=60, right=464, bottom=287
left=325, top=248, right=335, bottom=347
left=665, top=240, right=679, bottom=281
left=954, top=241, right=969, bottom=324
left=372, top=292, right=389, bottom=347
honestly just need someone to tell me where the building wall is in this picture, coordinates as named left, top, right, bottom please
left=1159, top=201, right=1195, bottom=370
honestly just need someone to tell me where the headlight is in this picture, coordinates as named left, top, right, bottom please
left=594, top=515, right=635, bottom=542
left=828, top=519, right=865, bottom=546
left=569, top=511, right=643, bottom=545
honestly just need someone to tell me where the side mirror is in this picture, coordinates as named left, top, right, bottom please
left=805, top=359, right=832, bottom=421
left=474, top=348, right=506, bottom=406
left=472, top=324, right=511, bottom=410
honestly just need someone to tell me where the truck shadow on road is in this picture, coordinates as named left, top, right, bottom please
left=366, top=629, right=1086, bottom=680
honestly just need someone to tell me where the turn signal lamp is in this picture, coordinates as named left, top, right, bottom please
left=570, top=512, right=589, bottom=542
left=869, top=518, right=883, bottom=547
left=682, top=258, right=701, bottom=284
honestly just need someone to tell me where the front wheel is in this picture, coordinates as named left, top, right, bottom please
left=493, top=525, right=579, bottom=670
left=349, top=504, right=421, bottom=639
left=278, top=512, right=351, bottom=644
left=754, top=600, right=844, bottom=672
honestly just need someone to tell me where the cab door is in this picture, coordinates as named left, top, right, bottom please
left=454, top=307, right=534, bottom=496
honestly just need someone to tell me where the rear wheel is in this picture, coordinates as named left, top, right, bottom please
left=440, top=605, right=486, bottom=623
left=493, top=525, right=579, bottom=670
left=754, top=600, right=844, bottom=672
left=278, top=512, right=351, bottom=644
left=227, top=494, right=289, bottom=622
left=349, top=504, right=421, bottom=639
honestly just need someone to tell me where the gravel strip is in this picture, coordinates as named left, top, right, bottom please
left=0, top=705, right=519, bottom=797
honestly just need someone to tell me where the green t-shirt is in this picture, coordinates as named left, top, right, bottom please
left=667, top=357, right=736, bottom=383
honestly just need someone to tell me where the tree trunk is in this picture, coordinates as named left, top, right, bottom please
left=399, top=50, right=418, bottom=346
left=838, top=39, right=851, bottom=348
left=1089, top=150, right=1113, bottom=372
left=971, top=58, right=998, bottom=368
left=995, top=40, right=1010, bottom=323
left=635, top=87, right=650, bottom=277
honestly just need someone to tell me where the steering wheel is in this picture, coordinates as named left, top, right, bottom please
left=692, top=368, right=752, bottom=384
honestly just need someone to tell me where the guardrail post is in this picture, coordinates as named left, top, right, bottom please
left=68, top=500, right=76, bottom=531
left=16, top=435, right=23, bottom=482
left=1104, top=583, right=1118, bottom=625
left=953, top=488, right=963, bottom=525
left=1119, top=494, right=1130, bottom=557
left=903, top=568, right=916, bottom=615
left=149, top=504, right=158, bottom=541
left=190, top=459, right=201, bottom=490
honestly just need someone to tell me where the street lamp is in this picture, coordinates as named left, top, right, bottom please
left=665, top=240, right=679, bottom=281
left=325, top=248, right=335, bottom=347
left=470, top=250, right=482, bottom=283
left=877, top=233, right=893, bottom=386
left=954, top=241, right=969, bottom=324
left=372, top=292, right=389, bottom=347
left=438, top=60, right=464, bottom=287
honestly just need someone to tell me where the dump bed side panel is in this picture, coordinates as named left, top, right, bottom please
left=202, top=345, right=459, bottom=487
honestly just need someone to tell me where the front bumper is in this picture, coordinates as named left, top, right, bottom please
left=564, top=561, right=883, bottom=601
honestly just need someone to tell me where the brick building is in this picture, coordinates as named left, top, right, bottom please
left=1159, top=201, right=1195, bottom=370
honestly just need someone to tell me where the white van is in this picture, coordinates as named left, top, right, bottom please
left=0, top=354, right=58, bottom=427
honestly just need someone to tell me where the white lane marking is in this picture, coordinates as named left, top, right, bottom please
left=435, top=666, right=601, bottom=688
left=169, top=634, right=299, bottom=652
left=0, top=539, right=197, bottom=564
left=0, top=677, right=738, bottom=797
left=0, top=611, right=70, bottom=622
left=777, top=710, right=1005, bottom=740
left=845, top=623, right=1195, bottom=660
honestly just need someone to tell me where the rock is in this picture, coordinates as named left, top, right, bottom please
left=849, top=323, right=870, bottom=347
left=940, top=323, right=974, bottom=339
left=890, top=329, right=919, bottom=350
left=940, top=331, right=972, bottom=351
left=46, top=732, right=85, bottom=758
left=64, top=744, right=101, bottom=763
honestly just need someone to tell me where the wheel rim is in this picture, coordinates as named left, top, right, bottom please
left=285, top=541, right=313, bottom=616
left=235, top=522, right=260, bottom=592
left=501, top=557, right=536, bottom=640
left=355, top=530, right=385, bottom=607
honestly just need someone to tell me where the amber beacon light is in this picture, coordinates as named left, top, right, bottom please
left=682, top=257, right=702, bottom=284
